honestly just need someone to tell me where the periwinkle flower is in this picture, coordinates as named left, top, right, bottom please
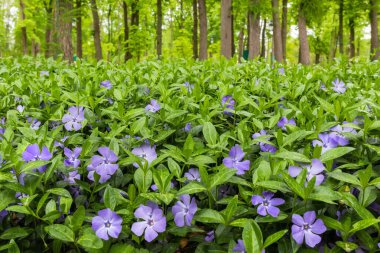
left=131, top=202, right=167, bottom=242
left=92, top=208, right=122, bottom=240
left=54, top=136, right=68, bottom=149
left=289, top=159, right=325, bottom=186
left=183, top=82, right=194, bottom=92
left=145, top=99, right=160, bottom=113
left=278, top=67, right=285, bottom=75
left=292, top=211, right=326, bottom=248
left=184, top=168, right=201, bottom=182
left=223, top=144, right=250, bottom=175
left=320, top=83, right=327, bottom=91
left=22, top=144, right=52, bottom=173
left=222, top=95, right=235, bottom=115
left=0, top=117, right=5, bottom=136
left=64, top=170, right=80, bottom=184
left=252, top=130, right=277, bottom=153
left=62, top=106, right=85, bottom=131
left=204, top=230, right=215, bottom=242
left=100, top=80, right=112, bottom=89
left=277, top=116, right=296, bottom=131
left=131, top=144, right=157, bottom=168
left=17, top=105, right=24, bottom=113
left=251, top=191, right=285, bottom=217
left=90, top=147, right=118, bottom=183
left=28, top=118, right=41, bottom=130
left=172, top=195, right=197, bottom=227
left=312, top=133, right=339, bottom=154
left=40, top=71, right=49, bottom=77
left=332, top=79, right=346, bottom=94
left=64, top=147, right=82, bottom=168
left=184, top=123, right=192, bottom=132
left=0, top=210, right=7, bottom=222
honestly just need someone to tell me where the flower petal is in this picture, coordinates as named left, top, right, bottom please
left=131, top=221, right=147, bottom=236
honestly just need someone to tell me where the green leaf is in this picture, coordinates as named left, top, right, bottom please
left=70, top=205, right=85, bottom=232
left=104, top=185, right=117, bottom=210
left=47, top=188, right=72, bottom=198
left=342, top=193, right=376, bottom=220
left=21, top=160, right=50, bottom=173
left=309, top=186, right=341, bottom=204
left=183, top=134, right=194, bottom=159
left=243, top=220, right=263, bottom=253
left=282, top=130, right=312, bottom=147
left=328, top=170, right=361, bottom=186
left=230, top=218, right=250, bottom=227
left=320, top=147, right=355, bottom=162
left=45, top=224, right=74, bottom=242
left=254, top=181, right=291, bottom=193
left=336, top=241, right=358, bottom=252
left=203, top=122, right=218, bottom=145
left=263, top=229, right=288, bottom=249
left=272, top=151, right=310, bottom=163
left=282, top=173, right=305, bottom=199
left=209, top=167, right=236, bottom=189
left=321, top=216, right=344, bottom=231
left=195, top=209, right=225, bottom=223
left=6, top=206, right=31, bottom=215
left=176, top=182, right=206, bottom=196
left=0, top=227, right=33, bottom=240
left=0, top=190, right=16, bottom=212
left=348, top=219, right=380, bottom=235
left=77, top=228, right=103, bottom=249
left=221, top=195, right=238, bottom=224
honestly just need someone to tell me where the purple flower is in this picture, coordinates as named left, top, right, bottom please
left=172, top=195, right=197, bottom=227
left=0, top=117, right=5, bottom=136
left=332, top=79, right=346, bottom=94
left=183, top=82, right=194, bottom=92
left=64, top=170, right=80, bottom=184
left=17, top=105, right=24, bottom=113
left=131, top=144, right=157, bottom=168
left=292, top=211, right=326, bottom=247
left=320, top=83, right=327, bottom=91
left=63, top=147, right=82, bottom=168
left=205, top=230, right=215, bottom=242
left=184, top=168, right=201, bottom=182
left=278, top=67, right=285, bottom=75
left=252, top=130, right=277, bottom=153
left=184, top=123, right=192, bottom=132
left=218, top=184, right=235, bottom=199
left=223, top=144, right=250, bottom=175
left=131, top=202, right=167, bottom=242
left=251, top=191, right=285, bottom=217
left=62, top=106, right=85, bottom=131
left=40, top=71, right=49, bottom=77
left=92, top=208, right=122, bottom=240
left=312, top=133, right=339, bottom=154
left=233, top=240, right=247, bottom=253
left=222, top=95, right=235, bottom=115
left=22, top=144, right=52, bottom=172
left=90, top=147, right=118, bottom=183
left=145, top=99, right=160, bottom=113
left=289, top=159, right=325, bottom=186
left=101, top=80, right=112, bottom=89
left=28, top=118, right=41, bottom=130
left=277, top=116, right=296, bottom=131
left=54, top=136, right=68, bottom=149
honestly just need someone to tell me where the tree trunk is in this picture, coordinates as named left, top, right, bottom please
left=238, top=28, right=244, bottom=62
left=370, top=0, right=379, bottom=60
left=315, top=53, right=320, bottom=64
left=123, top=1, right=131, bottom=61
left=157, top=0, right=162, bottom=58
left=338, top=0, right=343, bottom=55
left=271, top=0, right=283, bottom=62
left=90, top=0, right=103, bottom=61
left=261, top=18, right=266, bottom=58
left=58, top=0, right=73, bottom=62
left=281, top=0, right=287, bottom=61
left=221, top=0, right=232, bottom=59
left=298, top=2, right=310, bottom=65
left=44, top=0, right=53, bottom=58
left=20, top=0, right=27, bottom=55
left=198, top=0, right=207, bottom=60
left=231, top=4, right=235, bottom=56
left=192, top=0, right=198, bottom=59
left=357, top=37, right=360, bottom=56
left=131, top=0, right=140, bottom=61
left=349, top=17, right=355, bottom=58
left=248, top=0, right=260, bottom=59
left=76, top=0, right=82, bottom=58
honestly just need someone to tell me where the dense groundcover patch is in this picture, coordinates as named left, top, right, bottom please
left=0, top=58, right=380, bottom=253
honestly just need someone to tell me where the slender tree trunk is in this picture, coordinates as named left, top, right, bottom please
left=20, top=0, right=27, bottom=55
left=338, top=0, right=343, bottom=55
left=123, top=1, right=131, bottom=61
left=370, top=0, right=379, bottom=60
left=44, top=0, right=53, bottom=58
left=281, top=0, right=287, bottom=61
left=58, top=0, right=73, bottom=62
left=349, top=17, right=355, bottom=58
left=238, top=28, right=244, bottom=62
left=192, top=0, right=198, bottom=59
left=221, top=0, right=232, bottom=59
left=248, top=0, right=260, bottom=59
left=76, top=0, right=82, bottom=58
left=298, top=1, right=310, bottom=65
left=357, top=37, right=360, bottom=56
left=131, top=0, right=140, bottom=61
left=261, top=19, right=266, bottom=58
left=180, top=0, right=184, bottom=30
left=271, top=0, right=283, bottom=62
left=315, top=53, right=320, bottom=64
left=90, top=0, right=103, bottom=61
left=157, top=0, right=162, bottom=58
left=198, top=0, right=207, bottom=60
left=231, top=4, right=235, bottom=56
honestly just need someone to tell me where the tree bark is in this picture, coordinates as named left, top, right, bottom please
left=123, top=1, right=131, bottom=61
left=261, top=18, right=266, bottom=58
left=221, top=0, right=232, bottom=59
left=349, top=17, right=355, bottom=58
left=58, top=0, right=73, bottom=62
left=238, top=28, right=244, bottom=62
left=298, top=1, right=310, bottom=65
left=131, top=0, right=140, bottom=61
left=198, top=0, right=207, bottom=60
left=271, top=0, right=283, bottom=62
left=157, top=0, right=162, bottom=58
left=44, top=0, right=53, bottom=58
left=20, top=0, right=27, bottom=55
left=370, top=0, right=379, bottom=60
left=90, top=0, right=103, bottom=61
left=76, top=0, right=82, bottom=58
left=192, top=0, right=198, bottom=59
left=338, top=0, right=343, bottom=55
left=315, top=53, right=320, bottom=64
left=248, top=0, right=260, bottom=59
left=231, top=4, right=235, bottom=56
left=281, top=0, right=287, bottom=61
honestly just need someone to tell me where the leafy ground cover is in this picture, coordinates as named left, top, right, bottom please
left=0, top=58, right=380, bottom=252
